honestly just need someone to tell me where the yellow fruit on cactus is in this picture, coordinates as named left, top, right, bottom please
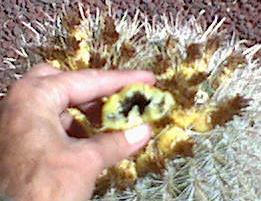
left=102, top=83, right=175, bottom=130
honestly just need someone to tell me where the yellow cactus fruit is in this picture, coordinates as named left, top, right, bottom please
left=171, top=107, right=214, bottom=133
left=102, top=83, right=175, bottom=130
left=157, top=126, right=193, bottom=156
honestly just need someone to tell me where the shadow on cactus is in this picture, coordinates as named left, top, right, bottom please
left=22, top=3, right=261, bottom=201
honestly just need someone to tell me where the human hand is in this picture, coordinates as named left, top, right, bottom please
left=0, top=63, right=155, bottom=201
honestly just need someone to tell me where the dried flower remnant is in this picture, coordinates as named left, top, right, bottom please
left=63, top=14, right=82, bottom=30
left=136, top=144, right=166, bottom=176
left=157, top=73, right=198, bottom=109
left=211, top=95, right=250, bottom=127
left=102, top=16, right=120, bottom=46
left=185, top=43, right=204, bottom=64
left=225, top=53, right=247, bottom=70
left=187, top=72, right=209, bottom=86
left=152, top=54, right=172, bottom=75
left=211, top=53, right=247, bottom=90
left=65, top=36, right=81, bottom=56
left=39, top=46, right=67, bottom=64
left=89, top=52, right=107, bottom=69
left=165, top=36, right=178, bottom=51
left=206, top=37, right=221, bottom=55
left=120, top=42, right=136, bottom=60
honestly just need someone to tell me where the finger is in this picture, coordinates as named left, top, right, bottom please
left=60, top=111, right=74, bottom=130
left=25, top=63, right=61, bottom=78
left=76, top=100, right=103, bottom=126
left=37, top=70, right=156, bottom=113
left=86, top=124, right=152, bottom=168
left=61, top=101, right=102, bottom=129
left=60, top=112, right=90, bottom=138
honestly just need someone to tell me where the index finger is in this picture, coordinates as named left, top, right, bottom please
left=37, top=70, right=156, bottom=113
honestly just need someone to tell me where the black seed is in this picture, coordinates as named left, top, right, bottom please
left=121, top=92, right=151, bottom=117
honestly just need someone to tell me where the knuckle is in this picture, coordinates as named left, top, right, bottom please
left=111, top=135, right=124, bottom=159
left=10, top=77, right=47, bottom=94
left=26, top=77, right=56, bottom=99
left=8, top=79, right=33, bottom=100
left=10, top=79, right=30, bottom=92
left=8, top=77, right=53, bottom=104
left=30, top=77, right=51, bottom=91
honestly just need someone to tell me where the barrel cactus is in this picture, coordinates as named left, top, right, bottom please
left=6, top=2, right=261, bottom=201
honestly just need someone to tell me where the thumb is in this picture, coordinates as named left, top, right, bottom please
left=88, top=124, right=152, bottom=169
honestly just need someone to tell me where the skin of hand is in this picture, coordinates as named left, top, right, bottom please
left=0, top=63, right=155, bottom=201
